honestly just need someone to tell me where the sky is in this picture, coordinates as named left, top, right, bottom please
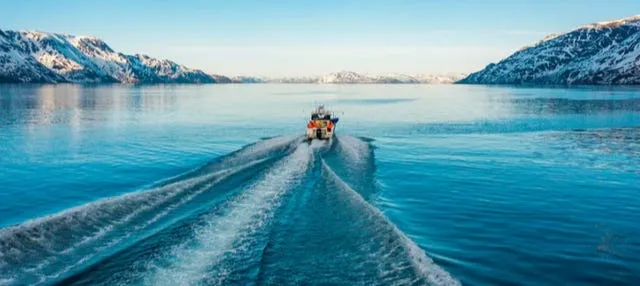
left=2, top=0, right=640, bottom=77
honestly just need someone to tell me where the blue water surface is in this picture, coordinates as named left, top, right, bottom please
left=0, top=84, right=639, bottom=285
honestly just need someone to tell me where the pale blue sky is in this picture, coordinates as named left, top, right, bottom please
left=2, top=0, right=639, bottom=76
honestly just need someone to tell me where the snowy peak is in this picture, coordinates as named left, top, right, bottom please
left=71, top=36, right=117, bottom=56
left=319, top=70, right=369, bottom=83
left=581, top=15, right=640, bottom=29
left=460, top=15, right=640, bottom=85
left=0, top=30, right=67, bottom=83
left=0, top=30, right=216, bottom=84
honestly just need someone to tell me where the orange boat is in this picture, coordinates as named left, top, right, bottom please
left=306, top=105, right=339, bottom=140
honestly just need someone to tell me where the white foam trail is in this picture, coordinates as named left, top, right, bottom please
left=146, top=144, right=311, bottom=286
left=0, top=135, right=299, bottom=285
left=336, top=135, right=371, bottom=165
left=24, top=158, right=274, bottom=286
left=0, top=171, right=219, bottom=274
left=213, top=135, right=301, bottom=169
left=321, top=160, right=461, bottom=286
left=134, top=157, right=272, bottom=231
left=0, top=136, right=299, bottom=245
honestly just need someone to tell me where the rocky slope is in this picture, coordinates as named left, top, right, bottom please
left=459, top=15, right=640, bottom=85
left=0, top=30, right=217, bottom=84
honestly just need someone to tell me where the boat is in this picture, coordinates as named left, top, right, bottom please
left=306, top=105, right=339, bottom=140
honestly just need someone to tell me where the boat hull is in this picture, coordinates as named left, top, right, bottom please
left=306, top=127, right=334, bottom=140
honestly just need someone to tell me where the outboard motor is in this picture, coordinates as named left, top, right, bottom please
left=316, top=128, right=322, bottom=139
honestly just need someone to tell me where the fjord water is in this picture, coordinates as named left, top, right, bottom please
left=0, top=84, right=639, bottom=285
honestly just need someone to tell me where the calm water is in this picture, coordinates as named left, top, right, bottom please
left=0, top=84, right=639, bottom=285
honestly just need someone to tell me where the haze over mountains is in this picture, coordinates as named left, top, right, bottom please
left=459, top=15, right=640, bottom=85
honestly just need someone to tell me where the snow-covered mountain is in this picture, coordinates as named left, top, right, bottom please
left=459, top=15, right=640, bottom=85
left=209, top=74, right=232, bottom=83
left=0, top=30, right=217, bottom=83
left=318, top=71, right=371, bottom=83
left=233, top=71, right=465, bottom=84
left=230, top=76, right=269, bottom=83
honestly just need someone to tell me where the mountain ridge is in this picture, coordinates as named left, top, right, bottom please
left=459, top=15, right=640, bottom=85
left=0, top=30, right=216, bottom=84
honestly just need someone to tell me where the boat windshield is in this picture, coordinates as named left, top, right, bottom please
left=311, top=114, right=331, bottom=120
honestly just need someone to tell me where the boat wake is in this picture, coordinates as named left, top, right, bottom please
left=0, top=135, right=459, bottom=285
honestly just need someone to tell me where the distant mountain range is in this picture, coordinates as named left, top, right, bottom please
left=5, top=14, right=640, bottom=86
left=232, top=71, right=466, bottom=84
left=459, top=15, right=640, bottom=85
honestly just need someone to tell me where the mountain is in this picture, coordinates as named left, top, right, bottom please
left=210, top=74, right=232, bottom=83
left=318, top=71, right=371, bottom=83
left=232, top=71, right=465, bottom=84
left=230, top=76, right=268, bottom=83
left=0, top=30, right=217, bottom=84
left=311, top=71, right=465, bottom=84
left=459, top=15, right=640, bottom=85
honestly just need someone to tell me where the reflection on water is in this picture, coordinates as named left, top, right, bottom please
left=0, top=84, right=185, bottom=127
